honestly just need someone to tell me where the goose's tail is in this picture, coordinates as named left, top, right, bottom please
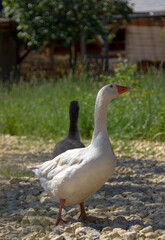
left=28, top=165, right=40, bottom=170
left=28, top=165, right=40, bottom=177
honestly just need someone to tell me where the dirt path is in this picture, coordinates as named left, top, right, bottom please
left=0, top=135, right=165, bottom=239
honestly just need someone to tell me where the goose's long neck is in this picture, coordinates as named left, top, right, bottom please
left=92, top=94, right=109, bottom=142
left=67, top=115, right=80, bottom=140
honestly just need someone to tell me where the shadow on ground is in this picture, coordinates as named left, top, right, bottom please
left=0, top=150, right=165, bottom=232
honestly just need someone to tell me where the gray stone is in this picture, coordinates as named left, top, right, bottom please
left=139, top=226, right=153, bottom=234
left=124, top=231, right=137, bottom=240
left=102, top=226, right=113, bottom=232
left=67, top=208, right=79, bottom=216
left=50, top=236, right=65, bottom=240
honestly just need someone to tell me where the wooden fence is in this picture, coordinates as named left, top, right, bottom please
left=20, top=55, right=109, bottom=79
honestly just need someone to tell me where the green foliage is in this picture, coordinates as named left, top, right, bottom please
left=161, top=27, right=165, bottom=37
left=105, top=58, right=137, bottom=83
left=0, top=66, right=165, bottom=141
left=2, top=0, right=132, bottom=48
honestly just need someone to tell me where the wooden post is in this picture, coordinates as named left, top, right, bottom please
left=81, top=37, right=86, bottom=59
left=50, top=43, right=54, bottom=75
left=81, top=30, right=87, bottom=71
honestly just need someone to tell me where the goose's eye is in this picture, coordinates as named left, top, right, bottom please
left=110, top=85, right=113, bottom=88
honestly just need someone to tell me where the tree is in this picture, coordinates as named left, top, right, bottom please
left=2, top=0, right=132, bottom=72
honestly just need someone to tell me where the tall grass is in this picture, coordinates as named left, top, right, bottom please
left=0, top=64, right=165, bottom=141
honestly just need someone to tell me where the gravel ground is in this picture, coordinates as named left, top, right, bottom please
left=0, top=135, right=165, bottom=240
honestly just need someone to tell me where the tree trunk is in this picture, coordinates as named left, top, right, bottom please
left=104, top=35, right=109, bottom=72
left=104, top=15, right=109, bottom=72
left=17, top=48, right=31, bottom=64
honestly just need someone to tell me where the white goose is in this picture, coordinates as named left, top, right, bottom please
left=29, top=83, right=130, bottom=226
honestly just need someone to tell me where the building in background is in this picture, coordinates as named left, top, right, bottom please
left=125, top=0, right=165, bottom=68
left=1, top=0, right=165, bottom=79
left=0, top=18, right=18, bottom=81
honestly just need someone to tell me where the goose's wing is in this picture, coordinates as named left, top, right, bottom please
left=30, top=147, right=87, bottom=181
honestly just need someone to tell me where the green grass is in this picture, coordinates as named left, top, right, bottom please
left=0, top=65, right=165, bottom=141
left=0, top=168, right=33, bottom=178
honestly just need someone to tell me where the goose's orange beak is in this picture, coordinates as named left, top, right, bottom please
left=116, top=84, right=131, bottom=95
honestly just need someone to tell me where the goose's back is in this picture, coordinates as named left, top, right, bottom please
left=34, top=145, right=116, bottom=206
left=52, top=138, right=85, bottom=158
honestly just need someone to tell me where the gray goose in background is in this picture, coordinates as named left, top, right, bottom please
left=52, top=101, right=85, bottom=158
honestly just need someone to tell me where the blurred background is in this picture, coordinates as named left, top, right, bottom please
left=1, top=0, right=165, bottom=80
left=0, top=0, right=165, bottom=142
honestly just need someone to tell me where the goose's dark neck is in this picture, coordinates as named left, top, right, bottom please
left=67, top=115, right=80, bottom=140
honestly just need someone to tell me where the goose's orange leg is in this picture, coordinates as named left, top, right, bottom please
left=79, top=202, right=87, bottom=220
left=55, top=198, right=68, bottom=226
left=79, top=202, right=98, bottom=223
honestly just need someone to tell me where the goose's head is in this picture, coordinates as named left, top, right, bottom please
left=98, top=84, right=131, bottom=103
